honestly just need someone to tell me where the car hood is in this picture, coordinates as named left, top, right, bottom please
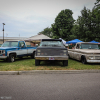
left=0, top=47, right=18, bottom=50
left=69, top=49, right=100, bottom=54
left=79, top=49, right=100, bottom=54
left=37, top=46, right=67, bottom=50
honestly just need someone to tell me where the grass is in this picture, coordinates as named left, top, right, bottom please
left=0, top=57, right=100, bottom=71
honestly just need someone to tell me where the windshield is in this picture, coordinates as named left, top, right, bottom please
left=39, top=41, right=64, bottom=47
left=81, top=44, right=99, bottom=49
left=1, top=41, right=18, bottom=47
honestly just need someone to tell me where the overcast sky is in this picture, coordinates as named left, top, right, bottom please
left=0, top=0, right=96, bottom=37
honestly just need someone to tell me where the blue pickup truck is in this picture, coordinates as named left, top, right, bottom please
left=0, top=40, right=37, bottom=62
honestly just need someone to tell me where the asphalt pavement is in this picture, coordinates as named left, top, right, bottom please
left=0, top=73, right=100, bottom=100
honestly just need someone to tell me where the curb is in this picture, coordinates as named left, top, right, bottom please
left=0, top=70, right=100, bottom=75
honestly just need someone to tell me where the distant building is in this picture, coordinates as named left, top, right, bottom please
left=0, top=34, right=51, bottom=46
left=25, top=34, right=51, bottom=46
left=0, top=36, right=27, bottom=44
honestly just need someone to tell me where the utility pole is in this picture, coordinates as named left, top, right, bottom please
left=2, top=23, right=5, bottom=43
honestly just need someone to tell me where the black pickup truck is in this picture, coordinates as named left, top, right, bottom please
left=35, top=39, right=68, bottom=66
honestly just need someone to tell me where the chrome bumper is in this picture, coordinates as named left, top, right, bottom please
left=0, top=56, right=7, bottom=59
left=87, top=60, right=100, bottom=63
left=35, top=56, right=68, bottom=60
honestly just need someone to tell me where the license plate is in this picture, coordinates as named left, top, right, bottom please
left=49, top=57, right=55, bottom=60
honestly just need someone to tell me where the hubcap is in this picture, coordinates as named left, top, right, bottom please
left=11, top=57, right=14, bottom=62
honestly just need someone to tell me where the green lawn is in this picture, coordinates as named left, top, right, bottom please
left=0, top=57, right=100, bottom=71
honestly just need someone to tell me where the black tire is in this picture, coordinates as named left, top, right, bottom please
left=63, top=60, right=68, bottom=66
left=68, top=54, right=70, bottom=59
left=31, top=52, right=35, bottom=59
left=9, top=54, right=15, bottom=62
left=81, top=56, right=87, bottom=64
left=35, top=59, right=40, bottom=66
left=19, top=57, right=23, bottom=59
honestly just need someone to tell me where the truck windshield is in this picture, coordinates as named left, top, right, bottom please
left=39, top=41, right=64, bottom=47
left=1, top=41, right=18, bottom=47
left=81, top=44, right=99, bottom=49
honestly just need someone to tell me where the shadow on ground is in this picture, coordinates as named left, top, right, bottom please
left=40, top=60, right=64, bottom=67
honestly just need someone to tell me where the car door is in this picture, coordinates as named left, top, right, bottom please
left=73, top=44, right=80, bottom=60
left=17, top=41, right=27, bottom=56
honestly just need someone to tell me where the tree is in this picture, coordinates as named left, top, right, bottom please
left=75, top=0, right=100, bottom=42
left=38, top=27, right=53, bottom=38
left=70, top=22, right=80, bottom=40
left=51, top=9, right=75, bottom=41
left=95, top=0, right=100, bottom=6
left=76, top=7, right=95, bottom=42
left=92, top=0, right=100, bottom=41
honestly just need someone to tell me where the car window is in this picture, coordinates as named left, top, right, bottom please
left=39, top=41, right=64, bottom=47
left=1, top=41, right=18, bottom=47
left=19, top=41, right=25, bottom=47
left=81, top=44, right=99, bottom=49
left=76, top=44, right=80, bottom=49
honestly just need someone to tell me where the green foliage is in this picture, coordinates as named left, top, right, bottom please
left=95, top=0, right=100, bottom=6
left=38, top=27, right=53, bottom=38
left=76, top=7, right=92, bottom=41
left=91, top=5, right=100, bottom=41
left=74, top=2, right=100, bottom=42
left=51, top=9, right=75, bottom=41
left=70, top=22, right=79, bottom=40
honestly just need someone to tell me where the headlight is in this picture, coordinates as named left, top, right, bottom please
left=3, top=50, right=5, bottom=54
left=37, top=50, right=41, bottom=56
left=0, top=50, right=5, bottom=54
left=60, top=53, right=67, bottom=56
left=63, top=50, right=67, bottom=52
left=37, top=50, right=41, bottom=52
left=89, top=56, right=94, bottom=60
left=37, top=53, right=40, bottom=56
left=64, top=54, right=66, bottom=56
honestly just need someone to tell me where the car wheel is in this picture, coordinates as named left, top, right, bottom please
left=81, top=56, right=87, bottom=64
left=63, top=60, right=68, bottom=66
left=31, top=52, right=35, bottom=59
left=35, top=59, right=40, bottom=66
left=9, top=54, right=15, bottom=62
left=68, top=54, right=70, bottom=59
left=19, top=57, right=23, bottom=59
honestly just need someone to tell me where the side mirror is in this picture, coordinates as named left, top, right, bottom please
left=21, top=44, right=24, bottom=48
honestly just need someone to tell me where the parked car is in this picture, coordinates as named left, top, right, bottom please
left=35, top=39, right=68, bottom=66
left=0, top=40, right=37, bottom=62
left=68, top=42, right=100, bottom=64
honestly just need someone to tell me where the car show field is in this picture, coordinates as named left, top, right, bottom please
left=0, top=57, right=100, bottom=71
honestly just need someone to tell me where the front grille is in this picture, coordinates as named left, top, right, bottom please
left=37, top=49, right=67, bottom=56
left=95, top=56, right=100, bottom=60
left=94, top=53, right=100, bottom=55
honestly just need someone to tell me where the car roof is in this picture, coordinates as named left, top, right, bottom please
left=77, top=42, right=98, bottom=44
left=5, top=40, right=24, bottom=42
left=42, top=39, right=62, bottom=41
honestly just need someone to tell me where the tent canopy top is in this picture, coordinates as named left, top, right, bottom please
left=90, top=40, right=99, bottom=43
left=66, top=39, right=83, bottom=44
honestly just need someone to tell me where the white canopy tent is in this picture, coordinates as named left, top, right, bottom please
left=59, top=38, right=68, bottom=46
left=25, top=34, right=51, bottom=42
